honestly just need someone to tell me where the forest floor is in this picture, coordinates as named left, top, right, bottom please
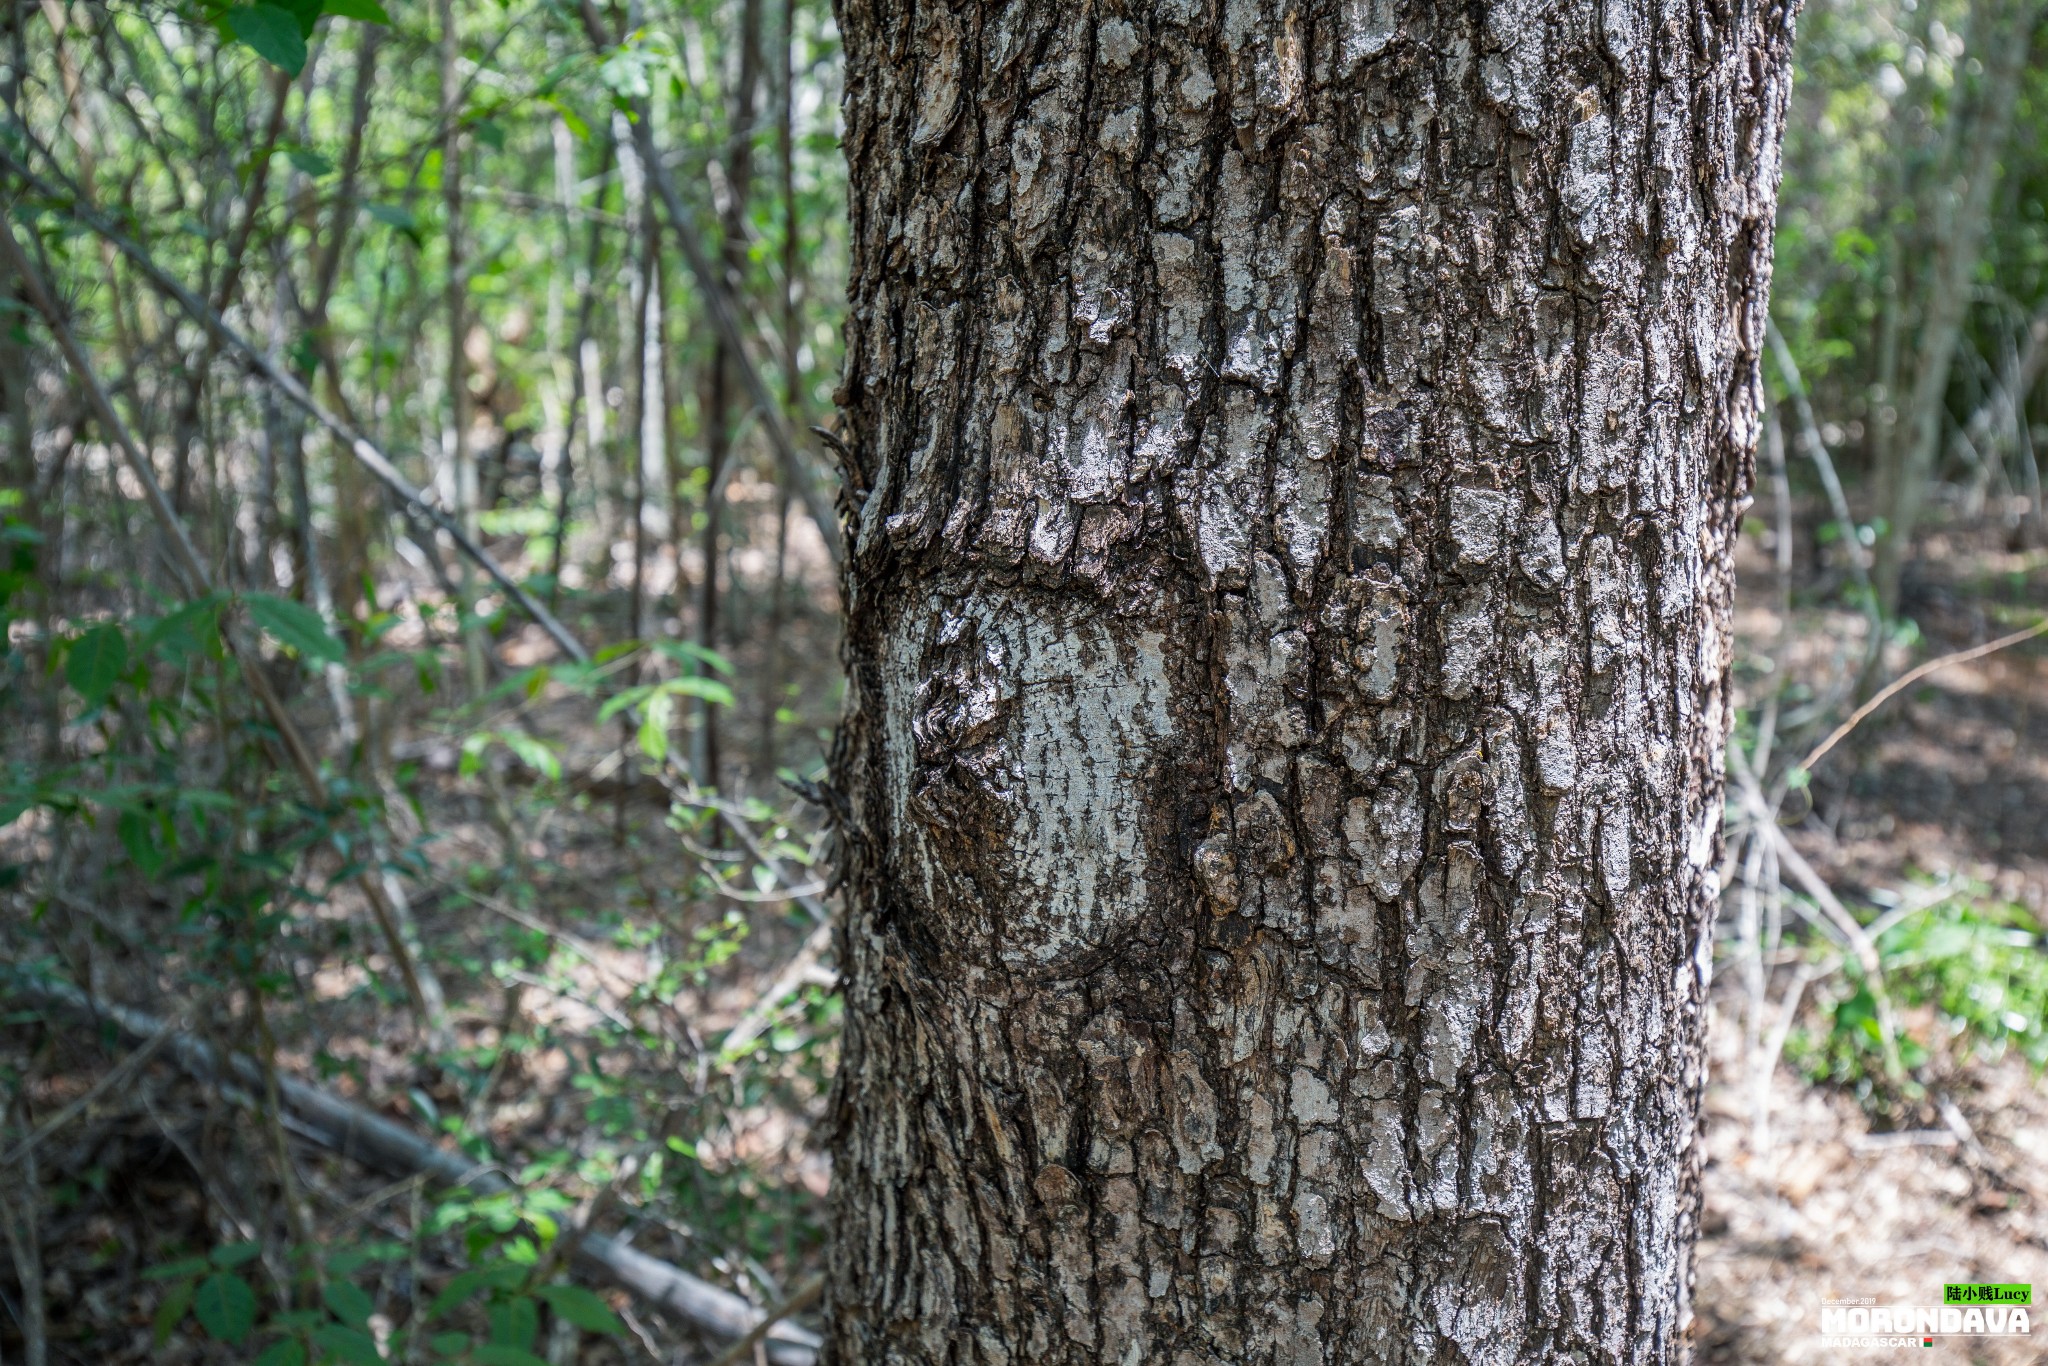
left=3, top=497, right=2045, bottom=1364
left=1695, top=498, right=2048, bottom=1361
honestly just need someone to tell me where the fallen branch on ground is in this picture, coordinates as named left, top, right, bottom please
left=0, top=970, right=822, bottom=1365
left=704, top=1275, right=826, bottom=1366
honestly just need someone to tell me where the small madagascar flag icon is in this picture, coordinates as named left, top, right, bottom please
left=1922, top=1339, right=1934, bottom=1347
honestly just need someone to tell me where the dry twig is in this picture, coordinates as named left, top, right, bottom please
left=1797, top=616, right=2048, bottom=775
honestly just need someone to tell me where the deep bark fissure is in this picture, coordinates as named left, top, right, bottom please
left=826, top=1, right=1794, bottom=1361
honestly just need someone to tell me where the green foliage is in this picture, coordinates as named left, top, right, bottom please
left=593, top=674, right=739, bottom=765
left=254, top=1339, right=309, bottom=1366
left=148, top=1229, right=630, bottom=1365
left=322, top=0, right=390, bottom=21
left=323, top=1280, right=375, bottom=1330
left=1791, top=886, right=2048, bottom=1103
left=222, top=6, right=308, bottom=75
left=193, top=1271, right=259, bottom=1345
left=143, top=596, right=226, bottom=665
left=655, top=639, right=736, bottom=676
left=1878, top=896, right=2048, bottom=1065
left=459, top=730, right=561, bottom=782
left=63, top=623, right=127, bottom=707
left=247, top=592, right=348, bottom=665
left=534, top=1284, right=623, bottom=1335
left=219, top=0, right=388, bottom=74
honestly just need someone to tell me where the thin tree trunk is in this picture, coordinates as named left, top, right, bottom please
left=0, top=1103, right=46, bottom=1366
left=692, top=0, right=765, bottom=796
left=757, top=0, right=801, bottom=783
left=439, top=0, right=470, bottom=529
left=624, top=185, right=654, bottom=670
left=824, top=2, right=1794, bottom=1361
left=439, top=0, right=487, bottom=698
left=167, top=68, right=292, bottom=530
left=1871, top=0, right=2044, bottom=615
left=696, top=347, right=730, bottom=786
left=548, top=132, right=613, bottom=609
left=1955, top=297, right=2048, bottom=516
left=612, top=110, right=646, bottom=559
left=314, top=26, right=382, bottom=629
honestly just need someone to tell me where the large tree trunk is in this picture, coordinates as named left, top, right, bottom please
left=823, top=1, right=1793, bottom=1361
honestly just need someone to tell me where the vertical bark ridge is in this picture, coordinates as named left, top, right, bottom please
left=825, top=1, right=1794, bottom=1362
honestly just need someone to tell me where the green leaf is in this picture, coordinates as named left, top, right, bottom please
left=118, top=809, right=166, bottom=875
left=487, top=1295, right=538, bottom=1350
left=121, top=810, right=167, bottom=876
left=224, top=5, right=309, bottom=75
left=535, top=1284, right=622, bottom=1335
left=253, top=1339, right=308, bottom=1366
left=472, top=1346, right=549, bottom=1366
left=246, top=593, right=346, bottom=665
left=323, top=1280, right=375, bottom=1330
left=194, top=1272, right=258, bottom=1345
left=145, top=1255, right=210, bottom=1281
left=278, top=0, right=322, bottom=35
left=364, top=202, right=418, bottom=233
left=153, top=1278, right=197, bottom=1345
left=473, top=119, right=507, bottom=151
left=595, top=683, right=656, bottom=724
left=143, top=597, right=223, bottom=663
left=310, top=1324, right=384, bottom=1364
left=662, top=675, right=736, bottom=709
left=285, top=148, right=334, bottom=177
left=499, top=732, right=561, bottom=782
left=426, top=1267, right=491, bottom=1320
left=211, top=1240, right=263, bottom=1268
left=654, top=639, right=735, bottom=675
left=322, top=0, right=391, bottom=21
left=636, top=689, right=672, bottom=764
left=547, top=99, right=590, bottom=142
left=428, top=1333, right=471, bottom=1358
left=65, top=623, right=126, bottom=706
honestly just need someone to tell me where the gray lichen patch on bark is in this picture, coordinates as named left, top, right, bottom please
left=882, top=590, right=1183, bottom=972
left=825, top=0, right=1794, bottom=1361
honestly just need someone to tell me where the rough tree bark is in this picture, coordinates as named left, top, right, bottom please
left=824, top=0, right=1794, bottom=1361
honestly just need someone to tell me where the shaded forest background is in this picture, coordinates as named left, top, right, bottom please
left=0, top=0, right=2045, bottom=1361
